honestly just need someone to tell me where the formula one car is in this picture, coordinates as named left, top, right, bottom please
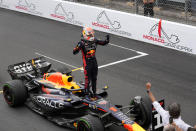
left=2, top=57, right=152, bottom=131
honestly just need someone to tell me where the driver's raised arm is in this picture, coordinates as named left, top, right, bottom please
left=95, top=35, right=110, bottom=46
left=146, top=82, right=168, bottom=120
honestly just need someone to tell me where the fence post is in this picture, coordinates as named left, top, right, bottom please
left=185, top=0, right=188, bottom=22
left=185, top=0, right=190, bottom=23
left=155, top=0, right=159, bottom=7
left=135, top=0, right=139, bottom=14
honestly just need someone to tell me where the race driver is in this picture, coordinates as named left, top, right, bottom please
left=73, top=27, right=110, bottom=98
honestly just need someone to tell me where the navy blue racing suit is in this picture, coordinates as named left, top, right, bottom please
left=73, top=36, right=109, bottom=95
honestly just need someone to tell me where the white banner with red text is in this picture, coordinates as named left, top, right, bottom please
left=1, top=0, right=196, bottom=54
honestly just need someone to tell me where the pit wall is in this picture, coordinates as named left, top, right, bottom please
left=1, top=0, right=196, bottom=54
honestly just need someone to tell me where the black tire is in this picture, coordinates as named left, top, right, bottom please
left=77, top=115, right=104, bottom=131
left=131, top=96, right=152, bottom=129
left=52, top=66, right=72, bottom=75
left=3, top=80, right=27, bottom=107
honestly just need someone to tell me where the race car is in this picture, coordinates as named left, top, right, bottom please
left=2, top=57, right=152, bottom=131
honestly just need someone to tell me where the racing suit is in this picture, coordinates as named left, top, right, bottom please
left=73, top=36, right=109, bottom=96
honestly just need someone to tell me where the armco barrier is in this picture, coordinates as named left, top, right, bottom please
left=1, top=0, right=196, bottom=54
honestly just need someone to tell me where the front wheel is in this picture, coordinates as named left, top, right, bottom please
left=77, top=115, right=104, bottom=131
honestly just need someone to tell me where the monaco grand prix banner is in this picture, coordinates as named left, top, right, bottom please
left=1, top=0, right=196, bottom=54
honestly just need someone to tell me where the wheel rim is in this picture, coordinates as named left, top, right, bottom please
left=77, top=121, right=91, bottom=131
left=134, top=105, right=146, bottom=125
left=3, top=86, right=13, bottom=105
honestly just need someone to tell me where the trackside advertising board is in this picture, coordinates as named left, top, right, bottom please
left=1, top=0, right=196, bottom=54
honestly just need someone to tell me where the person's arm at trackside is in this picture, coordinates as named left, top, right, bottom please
left=146, top=82, right=168, bottom=117
left=146, top=82, right=156, bottom=102
left=73, top=42, right=82, bottom=55
left=96, top=35, right=110, bottom=46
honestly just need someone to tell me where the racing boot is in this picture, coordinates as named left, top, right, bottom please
left=90, top=93, right=98, bottom=101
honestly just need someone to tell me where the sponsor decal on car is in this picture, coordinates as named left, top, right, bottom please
left=0, top=0, right=9, bottom=8
left=35, top=96, right=64, bottom=109
left=97, top=99, right=107, bottom=105
left=13, top=59, right=42, bottom=73
left=88, top=103, right=97, bottom=109
left=92, top=11, right=131, bottom=37
left=15, top=0, right=42, bottom=16
left=50, top=3, right=83, bottom=26
left=114, top=112, right=134, bottom=124
left=143, top=19, right=193, bottom=53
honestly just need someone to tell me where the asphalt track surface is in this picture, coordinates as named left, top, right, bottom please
left=0, top=8, right=196, bottom=131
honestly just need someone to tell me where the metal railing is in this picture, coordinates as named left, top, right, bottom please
left=66, top=0, right=196, bottom=26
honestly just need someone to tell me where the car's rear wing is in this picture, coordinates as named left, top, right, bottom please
left=8, top=57, right=51, bottom=79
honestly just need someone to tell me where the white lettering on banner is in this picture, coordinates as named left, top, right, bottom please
left=2, top=0, right=196, bottom=54
left=154, top=113, right=163, bottom=129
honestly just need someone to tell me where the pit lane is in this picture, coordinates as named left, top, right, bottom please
left=0, top=8, right=196, bottom=131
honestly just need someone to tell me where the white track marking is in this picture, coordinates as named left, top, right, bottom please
left=35, top=52, right=78, bottom=69
left=35, top=43, right=149, bottom=70
left=97, top=43, right=148, bottom=69
left=109, top=43, right=138, bottom=53
left=98, top=53, right=148, bottom=69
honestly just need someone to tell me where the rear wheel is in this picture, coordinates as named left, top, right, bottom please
left=3, top=80, right=27, bottom=107
left=130, top=96, right=152, bottom=129
left=77, top=115, right=104, bottom=131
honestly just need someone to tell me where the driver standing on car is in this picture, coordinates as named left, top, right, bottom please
left=73, top=27, right=110, bottom=98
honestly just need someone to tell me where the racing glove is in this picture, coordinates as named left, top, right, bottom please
left=73, top=42, right=82, bottom=55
